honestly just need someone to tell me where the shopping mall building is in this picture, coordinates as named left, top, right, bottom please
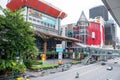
left=62, top=11, right=105, bottom=52
left=7, top=0, right=80, bottom=58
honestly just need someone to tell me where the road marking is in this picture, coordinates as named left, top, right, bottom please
left=79, top=66, right=103, bottom=77
left=66, top=66, right=103, bottom=80
left=70, top=63, right=99, bottom=71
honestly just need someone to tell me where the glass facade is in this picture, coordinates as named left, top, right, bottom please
left=104, top=21, right=116, bottom=45
left=89, top=5, right=108, bottom=21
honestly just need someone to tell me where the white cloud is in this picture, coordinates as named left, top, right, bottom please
left=45, top=0, right=103, bottom=25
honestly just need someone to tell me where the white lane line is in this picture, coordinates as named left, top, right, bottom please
left=79, top=66, right=103, bottom=77
left=67, top=66, right=103, bottom=80
left=70, top=64, right=100, bottom=71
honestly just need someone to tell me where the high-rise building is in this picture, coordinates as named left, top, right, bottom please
left=104, top=20, right=116, bottom=45
left=89, top=5, right=108, bottom=21
left=89, top=5, right=116, bottom=48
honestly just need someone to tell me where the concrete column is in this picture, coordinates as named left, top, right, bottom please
left=44, top=40, right=47, bottom=59
left=58, top=17, right=61, bottom=35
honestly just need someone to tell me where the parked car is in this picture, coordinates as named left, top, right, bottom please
left=114, top=61, right=118, bottom=64
left=101, top=62, right=106, bottom=65
left=106, top=66, right=113, bottom=70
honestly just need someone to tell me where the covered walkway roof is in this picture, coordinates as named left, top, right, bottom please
left=34, top=30, right=80, bottom=42
left=102, top=0, right=120, bottom=26
left=7, top=0, right=67, bottom=19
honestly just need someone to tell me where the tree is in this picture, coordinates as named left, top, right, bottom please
left=0, top=6, right=38, bottom=77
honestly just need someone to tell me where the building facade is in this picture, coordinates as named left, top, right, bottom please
left=76, top=11, right=89, bottom=45
left=104, top=20, right=116, bottom=46
left=87, top=21, right=105, bottom=47
left=89, top=5, right=116, bottom=49
left=74, top=12, right=105, bottom=48
left=89, top=5, right=108, bottom=21
left=7, top=0, right=67, bottom=35
left=7, top=0, right=80, bottom=59
left=61, top=12, right=105, bottom=53
left=61, top=23, right=76, bottom=52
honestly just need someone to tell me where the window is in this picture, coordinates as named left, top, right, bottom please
left=47, top=23, right=49, bottom=27
left=37, top=20, right=40, bottom=23
left=53, top=25, right=55, bottom=28
left=33, top=19, right=36, bottom=22
left=29, top=17, right=32, bottom=20
left=43, top=22, right=46, bottom=26
left=41, top=21, right=43, bottom=24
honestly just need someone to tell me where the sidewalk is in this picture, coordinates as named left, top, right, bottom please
left=24, top=59, right=83, bottom=78
left=45, top=59, right=77, bottom=64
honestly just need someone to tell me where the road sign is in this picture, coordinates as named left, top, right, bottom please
left=56, top=48, right=63, bottom=52
left=56, top=44, right=63, bottom=52
left=56, top=44, right=62, bottom=48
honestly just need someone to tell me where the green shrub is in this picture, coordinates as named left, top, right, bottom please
left=15, top=63, right=26, bottom=73
left=0, top=60, right=26, bottom=73
left=71, top=61, right=81, bottom=65
left=30, top=64, right=59, bottom=70
left=32, top=60, right=42, bottom=65
left=24, top=60, right=32, bottom=68
left=0, top=60, right=6, bottom=71
left=24, top=60, right=42, bottom=68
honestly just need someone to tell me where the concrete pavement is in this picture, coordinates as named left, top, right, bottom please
left=45, top=59, right=78, bottom=64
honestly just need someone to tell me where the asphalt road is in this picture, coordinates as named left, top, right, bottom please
left=31, top=57, right=120, bottom=80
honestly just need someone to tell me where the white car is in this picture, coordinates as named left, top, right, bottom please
left=114, top=61, right=118, bottom=64
left=106, top=66, right=113, bottom=70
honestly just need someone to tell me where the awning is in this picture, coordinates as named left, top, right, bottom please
left=75, top=43, right=87, bottom=48
left=102, top=0, right=120, bottom=26
left=34, top=30, right=80, bottom=42
left=75, top=43, right=101, bottom=48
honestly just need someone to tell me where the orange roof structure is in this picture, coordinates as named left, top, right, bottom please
left=34, top=30, right=80, bottom=42
left=7, top=0, right=67, bottom=19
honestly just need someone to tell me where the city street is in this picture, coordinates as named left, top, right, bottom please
left=0, top=0, right=120, bottom=80
left=31, top=58, right=120, bottom=80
